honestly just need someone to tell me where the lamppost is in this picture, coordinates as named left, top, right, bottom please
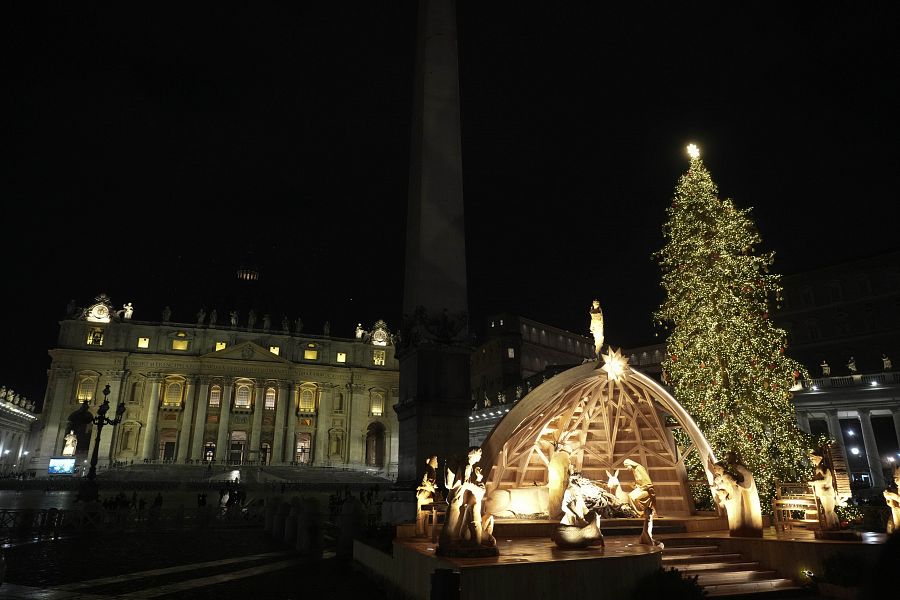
left=78, top=384, right=125, bottom=502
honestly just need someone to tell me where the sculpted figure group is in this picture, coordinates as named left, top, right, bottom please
left=709, top=453, right=763, bottom=538
left=808, top=447, right=840, bottom=530
left=415, top=455, right=440, bottom=536
left=435, top=447, right=498, bottom=556
left=884, top=465, right=900, bottom=534
left=552, top=457, right=660, bottom=548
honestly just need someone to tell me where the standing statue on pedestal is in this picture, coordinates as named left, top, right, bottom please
left=208, top=309, right=217, bottom=327
left=623, top=458, right=661, bottom=546
left=247, top=309, right=257, bottom=330
left=883, top=354, right=893, bottom=371
left=62, top=430, right=78, bottom=456
left=161, top=306, right=172, bottom=322
left=196, top=307, right=206, bottom=326
left=415, top=455, right=439, bottom=536
left=589, top=299, right=604, bottom=358
left=820, top=360, right=831, bottom=377
left=809, top=448, right=840, bottom=530
left=437, top=447, right=498, bottom=556
left=847, top=356, right=857, bottom=374
left=883, top=465, right=900, bottom=534
left=709, top=453, right=763, bottom=537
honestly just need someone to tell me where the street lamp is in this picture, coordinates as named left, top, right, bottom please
left=78, top=384, right=125, bottom=502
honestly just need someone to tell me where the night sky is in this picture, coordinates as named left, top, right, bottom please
left=5, top=2, right=899, bottom=405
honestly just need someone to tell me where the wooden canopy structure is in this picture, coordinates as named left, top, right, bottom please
left=481, top=360, right=718, bottom=516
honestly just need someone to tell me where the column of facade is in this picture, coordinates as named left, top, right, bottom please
left=176, top=376, right=197, bottom=463
left=284, top=386, right=297, bottom=464
left=857, top=409, right=886, bottom=488
left=140, top=375, right=163, bottom=460
left=97, top=370, right=126, bottom=467
left=825, top=410, right=843, bottom=443
left=38, top=368, right=75, bottom=460
left=313, top=385, right=329, bottom=465
left=249, top=382, right=265, bottom=462
left=795, top=411, right=810, bottom=434
left=215, top=379, right=234, bottom=462
left=0, top=432, right=9, bottom=468
left=190, top=377, right=210, bottom=461
left=893, top=408, right=900, bottom=457
left=271, top=382, right=291, bottom=465
left=15, top=433, right=26, bottom=464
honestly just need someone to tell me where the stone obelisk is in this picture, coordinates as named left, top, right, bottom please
left=395, top=0, right=471, bottom=488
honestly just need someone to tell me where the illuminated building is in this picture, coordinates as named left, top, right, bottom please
left=29, top=293, right=399, bottom=478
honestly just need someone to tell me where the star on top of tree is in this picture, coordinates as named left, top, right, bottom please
left=686, top=143, right=700, bottom=159
left=600, top=347, right=630, bottom=382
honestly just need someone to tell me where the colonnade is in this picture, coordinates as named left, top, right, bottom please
left=795, top=406, right=900, bottom=489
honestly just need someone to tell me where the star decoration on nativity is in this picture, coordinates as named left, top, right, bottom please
left=600, top=347, right=629, bottom=382
left=686, top=143, right=700, bottom=159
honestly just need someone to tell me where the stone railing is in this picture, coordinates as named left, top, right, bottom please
left=807, top=371, right=900, bottom=390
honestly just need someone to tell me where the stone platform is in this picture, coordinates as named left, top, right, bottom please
left=355, top=534, right=662, bottom=600
left=395, top=514, right=729, bottom=539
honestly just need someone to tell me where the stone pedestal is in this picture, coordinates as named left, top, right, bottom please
left=396, top=344, right=472, bottom=488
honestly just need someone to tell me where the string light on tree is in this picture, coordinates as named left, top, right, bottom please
left=653, top=143, right=812, bottom=512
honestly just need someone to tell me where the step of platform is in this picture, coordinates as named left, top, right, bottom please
left=669, top=561, right=763, bottom=573
left=703, top=578, right=803, bottom=597
left=696, top=570, right=780, bottom=585
left=662, top=552, right=744, bottom=565
left=663, top=541, right=807, bottom=598
left=661, top=544, right=722, bottom=556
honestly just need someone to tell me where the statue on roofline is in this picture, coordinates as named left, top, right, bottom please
left=589, top=299, right=604, bottom=358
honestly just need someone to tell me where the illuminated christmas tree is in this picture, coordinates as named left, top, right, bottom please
left=654, top=144, right=812, bottom=510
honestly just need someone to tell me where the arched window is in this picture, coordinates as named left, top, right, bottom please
left=365, top=422, right=385, bottom=468
left=829, top=281, right=843, bottom=303
left=328, top=429, right=344, bottom=458
left=260, top=442, right=272, bottom=465
left=164, top=382, right=182, bottom=407
left=369, top=390, right=384, bottom=417
left=264, top=387, right=276, bottom=410
left=299, top=387, right=316, bottom=412
left=235, top=385, right=251, bottom=408
left=208, top=385, right=221, bottom=407
left=806, top=319, right=820, bottom=341
left=801, top=286, right=815, bottom=307
left=332, top=391, right=343, bottom=413
left=76, top=377, right=96, bottom=403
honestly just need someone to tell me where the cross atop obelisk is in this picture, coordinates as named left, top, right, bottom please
left=395, top=0, right=471, bottom=488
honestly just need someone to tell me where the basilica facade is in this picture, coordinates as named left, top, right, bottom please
left=30, top=294, right=400, bottom=477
